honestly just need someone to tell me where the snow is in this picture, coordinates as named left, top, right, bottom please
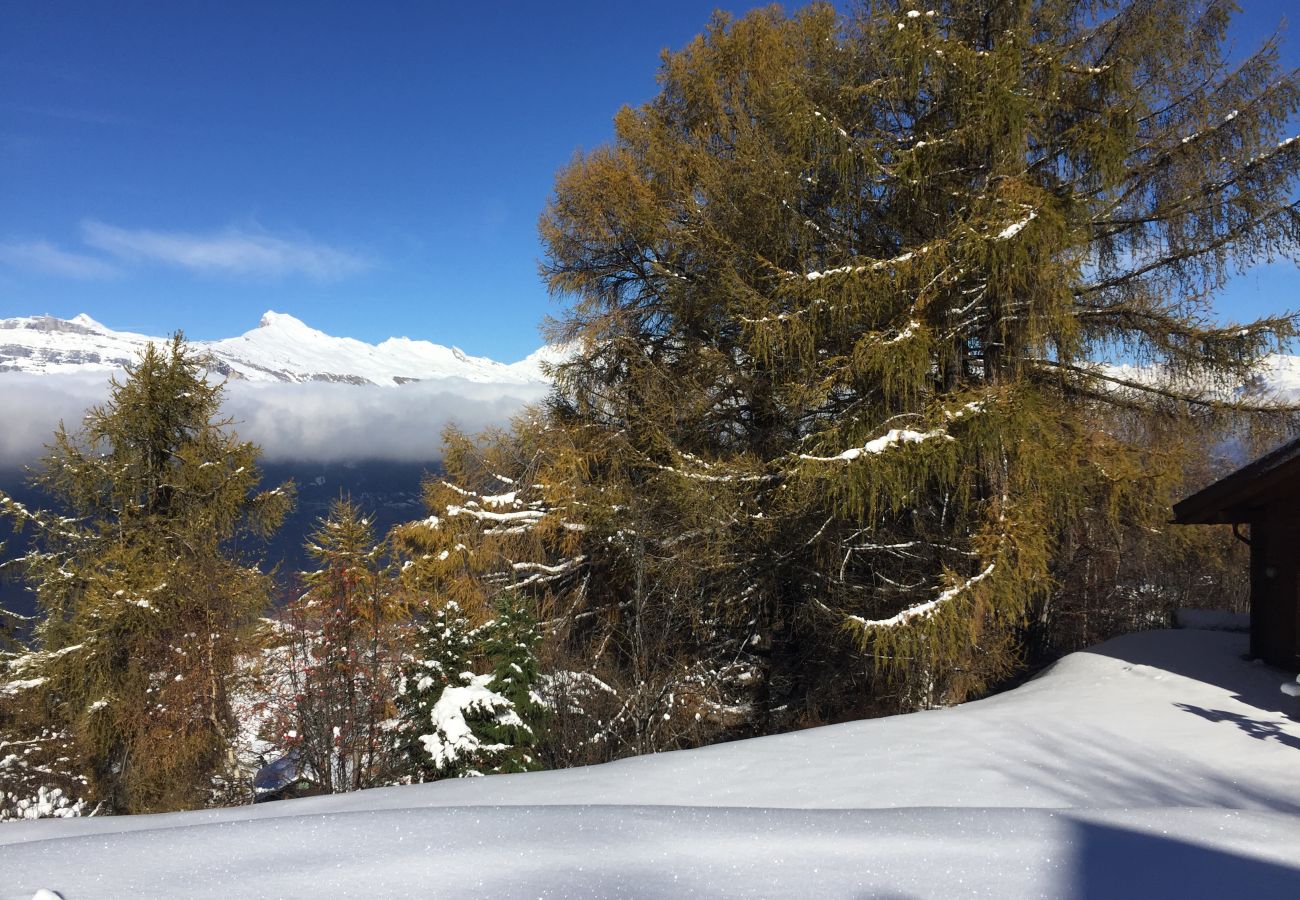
left=800, top=427, right=951, bottom=462
left=0, top=678, right=46, bottom=698
left=0, top=311, right=556, bottom=386
left=994, top=210, right=1036, bottom=240
left=1175, top=608, right=1249, bottom=632
left=849, top=561, right=996, bottom=628
left=419, top=674, right=516, bottom=771
left=207, top=311, right=550, bottom=385
left=803, top=248, right=921, bottom=281
left=1250, top=353, right=1300, bottom=402
left=1, top=786, right=85, bottom=823
left=2, top=629, right=1298, bottom=897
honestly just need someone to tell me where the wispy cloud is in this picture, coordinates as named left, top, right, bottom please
left=0, top=240, right=119, bottom=280
left=81, top=220, right=370, bottom=281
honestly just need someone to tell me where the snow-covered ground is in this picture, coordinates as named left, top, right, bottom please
left=3, top=627, right=1299, bottom=898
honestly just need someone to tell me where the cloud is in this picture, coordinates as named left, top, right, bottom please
left=0, top=373, right=548, bottom=467
left=80, top=220, right=370, bottom=281
left=0, top=373, right=111, bottom=468
left=221, top=379, right=548, bottom=463
left=0, top=240, right=119, bottom=280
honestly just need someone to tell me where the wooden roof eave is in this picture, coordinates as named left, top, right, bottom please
left=1173, top=437, right=1300, bottom=525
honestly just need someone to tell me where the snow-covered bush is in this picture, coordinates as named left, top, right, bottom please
left=396, top=595, right=544, bottom=780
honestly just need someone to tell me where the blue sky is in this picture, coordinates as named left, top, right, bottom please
left=1, top=2, right=1296, bottom=362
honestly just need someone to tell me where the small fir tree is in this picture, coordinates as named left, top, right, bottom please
left=395, top=600, right=477, bottom=781
left=394, top=594, right=545, bottom=780
left=478, top=592, right=544, bottom=773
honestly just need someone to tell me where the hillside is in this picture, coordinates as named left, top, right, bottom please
left=3, top=627, right=1298, bottom=898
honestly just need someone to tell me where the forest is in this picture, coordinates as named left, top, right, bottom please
left=3, top=0, right=1299, bottom=818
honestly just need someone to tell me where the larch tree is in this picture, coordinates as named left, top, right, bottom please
left=0, top=337, right=293, bottom=813
left=532, top=0, right=1300, bottom=725
left=267, top=497, right=403, bottom=793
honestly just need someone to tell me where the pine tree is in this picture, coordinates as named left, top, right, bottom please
left=534, top=1, right=1300, bottom=722
left=0, top=336, right=293, bottom=812
left=394, top=593, right=546, bottom=780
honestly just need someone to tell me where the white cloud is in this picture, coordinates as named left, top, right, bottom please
left=0, top=372, right=110, bottom=467
left=0, top=373, right=547, bottom=467
left=80, top=219, right=370, bottom=281
left=0, top=240, right=119, bottom=280
left=221, top=379, right=548, bottom=463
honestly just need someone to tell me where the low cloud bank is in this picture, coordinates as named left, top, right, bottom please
left=0, top=373, right=548, bottom=467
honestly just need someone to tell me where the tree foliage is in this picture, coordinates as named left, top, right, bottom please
left=395, top=597, right=546, bottom=780
left=263, top=497, right=405, bottom=794
left=524, top=0, right=1300, bottom=723
left=0, top=337, right=293, bottom=812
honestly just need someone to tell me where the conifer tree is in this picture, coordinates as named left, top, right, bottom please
left=534, top=1, right=1300, bottom=721
left=395, top=600, right=477, bottom=781
left=479, top=591, right=544, bottom=773
left=0, top=336, right=293, bottom=812
left=270, top=498, right=402, bottom=793
left=394, top=594, right=545, bottom=780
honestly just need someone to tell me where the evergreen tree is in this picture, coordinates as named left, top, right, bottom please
left=479, top=591, right=544, bottom=773
left=533, top=1, right=1300, bottom=723
left=395, top=600, right=477, bottom=781
left=394, top=594, right=545, bottom=780
left=0, top=336, right=293, bottom=813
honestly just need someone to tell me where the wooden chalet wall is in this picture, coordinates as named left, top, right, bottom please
left=1174, top=438, right=1300, bottom=672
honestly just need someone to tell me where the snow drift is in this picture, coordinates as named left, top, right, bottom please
left=2, top=627, right=1298, bottom=898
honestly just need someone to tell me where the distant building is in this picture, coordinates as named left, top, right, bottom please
left=1174, top=438, right=1300, bottom=671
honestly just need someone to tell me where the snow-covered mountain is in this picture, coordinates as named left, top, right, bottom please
left=0, top=311, right=559, bottom=386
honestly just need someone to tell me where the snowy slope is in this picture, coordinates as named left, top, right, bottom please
left=1252, top=353, right=1300, bottom=402
left=0, top=314, right=155, bottom=377
left=0, top=312, right=553, bottom=385
left=3, top=628, right=1299, bottom=898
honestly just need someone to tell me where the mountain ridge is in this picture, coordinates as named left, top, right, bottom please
left=0, top=311, right=558, bottom=386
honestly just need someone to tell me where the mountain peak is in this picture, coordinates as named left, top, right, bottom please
left=70, top=313, right=106, bottom=331
left=258, top=310, right=310, bottom=330
left=0, top=311, right=556, bottom=386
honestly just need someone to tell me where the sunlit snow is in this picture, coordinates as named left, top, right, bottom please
left=3, top=627, right=1298, bottom=898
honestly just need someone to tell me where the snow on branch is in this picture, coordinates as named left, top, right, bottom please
left=0, top=677, right=46, bottom=698
left=507, top=556, right=587, bottom=590
left=445, top=504, right=546, bottom=525
left=799, top=428, right=952, bottom=463
left=656, top=464, right=780, bottom=484
left=803, top=246, right=928, bottom=282
left=849, top=562, right=996, bottom=629
left=994, top=211, right=1037, bottom=241
left=419, top=674, right=524, bottom=774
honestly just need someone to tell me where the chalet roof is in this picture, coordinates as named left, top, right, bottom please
left=1173, top=435, right=1300, bottom=525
